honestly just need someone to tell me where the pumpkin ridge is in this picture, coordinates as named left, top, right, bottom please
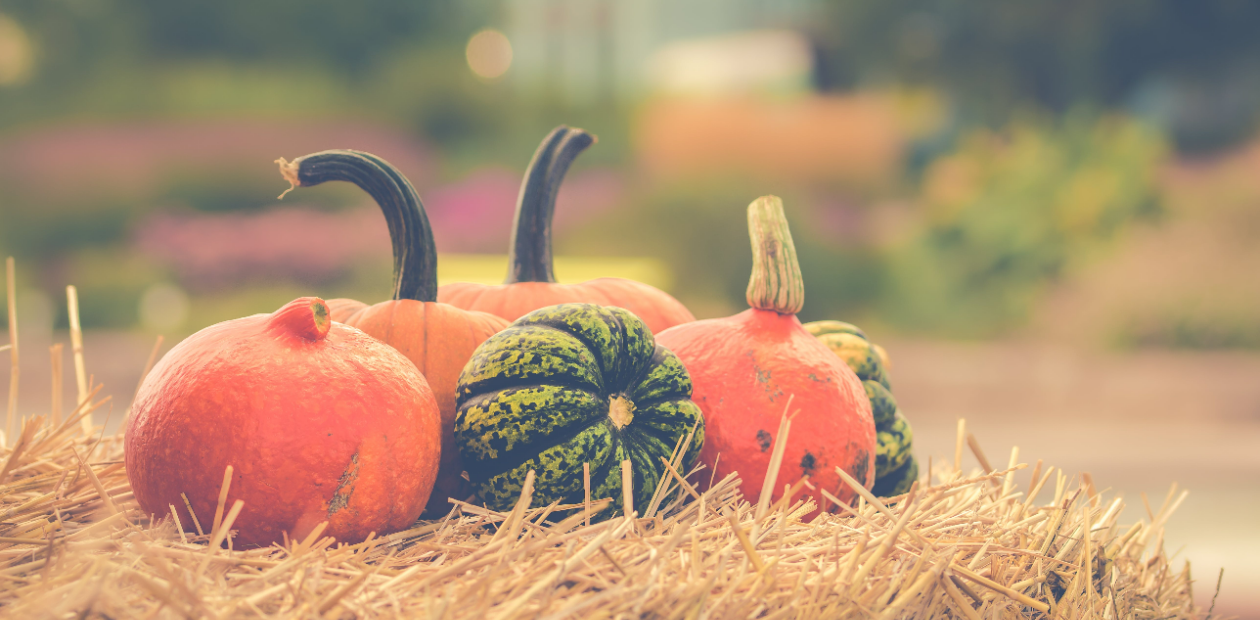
left=519, top=321, right=611, bottom=385
left=466, top=416, right=611, bottom=483
left=491, top=419, right=617, bottom=493
left=458, top=375, right=593, bottom=402
left=621, top=414, right=686, bottom=451
left=458, top=368, right=601, bottom=404
left=419, top=302, right=431, bottom=375
left=604, top=306, right=638, bottom=391
left=457, top=385, right=612, bottom=482
left=586, top=436, right=622, bottom=503
left=458, top=325, right=604, bottom=397
left=478, top=422, right=613, bottom=508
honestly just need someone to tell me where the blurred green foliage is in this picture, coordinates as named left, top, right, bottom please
left=812, top=0, right=1260, bottom=152
left=0, top=1, right=1252, bottom=346
left=563, top=179, right=884, bottom=322
left=1116, top=310, right=1260, bottom=350
left=880, top=113, right=1168, bottom=336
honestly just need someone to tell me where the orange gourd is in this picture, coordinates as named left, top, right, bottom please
left=437, top=126, right=695, bottom=334
left=277, top=150, right=509, bottom=514
left=655, top=196, right=876, bottom=517
left=126, top=296, right=441, bottom=547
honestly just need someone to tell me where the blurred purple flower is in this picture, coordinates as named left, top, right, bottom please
left=135, top=167, right=625, bottom=287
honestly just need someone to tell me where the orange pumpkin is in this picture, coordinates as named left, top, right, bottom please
left=655, top=197, right=876, bottom=518
left=277, top=150, right=509, bottom=514
left=437, top=126, right=695, bottom=334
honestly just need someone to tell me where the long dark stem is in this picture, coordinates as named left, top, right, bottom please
left=278, top=150, right=437, bottom=302
left=505, top=126, right=596, bottom=284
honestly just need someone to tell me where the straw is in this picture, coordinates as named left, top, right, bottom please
left=65, top=286, right=89, bottom=435
left=121, top=335, right=163, bottom=428
left=5, top=257, right=18, bottom=443
left=0, top=375, right=1208, bottom=618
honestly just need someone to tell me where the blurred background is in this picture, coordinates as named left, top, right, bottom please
left=0, top=0, right=1257, bottom=613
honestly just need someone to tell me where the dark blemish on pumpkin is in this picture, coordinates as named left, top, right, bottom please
left=806, top=373, right=832, bottom=383
left=756, top=430, right=772, bottom=452
left=328, top=452, right=360, bottom=515
left=849, top=449, right=871, bottom=489
left=800, top=452, right=816, bottom=473
left=327, top=433, right=332, bottom=436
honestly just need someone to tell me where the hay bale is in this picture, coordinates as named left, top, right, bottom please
left=0, top=259, right=1207, bottom=618
left=0, top=402, right=1204, bottom=619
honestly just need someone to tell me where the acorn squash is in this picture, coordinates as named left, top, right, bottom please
left=454, top=303, right=703, bottom=516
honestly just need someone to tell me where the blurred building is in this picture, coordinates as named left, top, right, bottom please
left=504, top=0, right=816, bottom=104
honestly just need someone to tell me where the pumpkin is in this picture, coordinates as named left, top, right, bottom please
left=126, top=297, right=441, bottom=547
left=655, top=197, right=876, bottom=515
left=803, top=320, right=917, bottom=497
left=437, top=126, right=696, bottom=334
left=277, top=151, right=510, bottom=514
left=454, top=303, right=703, bottom=517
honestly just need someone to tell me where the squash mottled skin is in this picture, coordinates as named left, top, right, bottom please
left=455, top=303, right=703, bottom=517
left=872, top=450, right=918, bottom=497
left=863, top=380, right=898, bottom=428
left=875, top=411, right=914, bottom=475
left=804, top=320, right=917, bottom=496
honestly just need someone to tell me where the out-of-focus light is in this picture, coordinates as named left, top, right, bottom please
left=648, top=30, right=812, bottom=96
left=466, top=29, right=512, bottom=80
left=0, top=14, right=34, bottom=86
left=139, top=283, right=190, bottom=333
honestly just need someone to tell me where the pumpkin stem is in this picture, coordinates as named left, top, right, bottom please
left=746, top=196, right=804, bottom=315
left=269, top=297, right=332, bottom=341
left=276, top=151, right=438, bottom=302
left=505, top=126, right=596, bottom=284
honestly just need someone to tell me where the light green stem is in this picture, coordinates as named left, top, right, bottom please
left=745, top=196, right=804, bottom=314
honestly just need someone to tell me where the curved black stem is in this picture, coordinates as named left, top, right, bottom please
left=505, top=126, right=596, bottom=284
left=281, top=150, right=437, bottom=302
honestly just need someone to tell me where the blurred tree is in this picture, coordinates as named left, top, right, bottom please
left=881, top=112, right=1167, bottom=335
left=811, top=0, right=1260, bottom=151
left=3, top=0, right=472, bottom=73
left=0, top=0, right=490, bottom=128
left=131, top=1, right=462, bottom=72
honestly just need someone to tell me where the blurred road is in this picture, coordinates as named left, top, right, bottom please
left=3, top=330, right=1258, bottom=616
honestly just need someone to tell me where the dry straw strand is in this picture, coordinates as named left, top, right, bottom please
left=0, top=372, right=1207, bottom=618
left=65, top=285, right=90, bottom=435
left=5, top=257, right=18, bottom=443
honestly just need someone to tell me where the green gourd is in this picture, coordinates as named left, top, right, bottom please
left=455, top=304, right=704, bottom=517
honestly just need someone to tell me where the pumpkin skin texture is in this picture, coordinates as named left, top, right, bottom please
left=655, top=197, right=876, bottom=516
left=441, top=279, right=694, bottom=336
left=804, top=320, right=918, bottom=497
left=125, top=297, right=441, bottom=548
left=437, top=126, right=695, bottom=334
left=277, top=151, right=510, bottom=514
left=454, top=303, right=704, bottom=518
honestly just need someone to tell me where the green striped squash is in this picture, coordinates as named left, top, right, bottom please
left=802, top=321, right=892, bottom=390
left=454, top=303, right=704, bottom=517
left=871, top=453, right=918, bottom=497
left=875, top=411, right=914, bottom=477
left=863, top=380, right=897, bottom=428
